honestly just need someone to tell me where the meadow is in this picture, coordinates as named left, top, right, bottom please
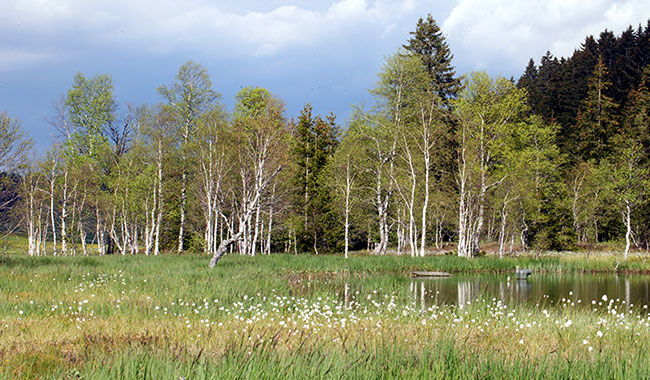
left=2, top=252, right=650, bottom=379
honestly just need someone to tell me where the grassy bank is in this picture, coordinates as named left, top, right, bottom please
left=1, top=253, right=650, bottom=379
left=3, top=248, right=650, bottom=275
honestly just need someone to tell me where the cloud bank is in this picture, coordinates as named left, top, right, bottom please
left=1, top=0, right=417, bottom=69
left=442, top=0, right=650, bottom=72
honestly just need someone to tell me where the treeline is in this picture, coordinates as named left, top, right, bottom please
left=519, top=22, right=650, bottom=160
left=518, top=21, right=650, bottom=253
left=2, top=16, right=650, bottom=260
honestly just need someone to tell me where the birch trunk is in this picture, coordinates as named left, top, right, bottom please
left=266, top=184, right=275, bottom=255
left=49, top=164, right=57, bottom=256
left=60, top=170, right=69, bottom=256
left=27, top=181, right=36, bottom=256
left=177, top=167, right=187, bottom=254
left=498, top=193, right=511, bottom=259
left=209, top=166, right=281, bottom=267
left=177, top=117, right=190, bottom=254
left=154, top=137, right=164, bottom=256
left=78, top=183, right=87, bottom=256
left=344, top=157, right=351, bottom=259
left=624, top=201, right=631, bottom=260
left=252, top=201, right=261, bottom=256
left=472, top=118, right=487, bottom=256
left=144, top=185, right=156, bottom=255
left=420, top=151, right=430, bottom=257
left=457, top=123, right=472, bottom=258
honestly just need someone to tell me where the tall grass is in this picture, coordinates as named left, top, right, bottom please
left=5, top=340, right=650, bottom=380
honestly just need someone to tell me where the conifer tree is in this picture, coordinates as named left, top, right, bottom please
left=290, top=104, right=339, bottom=253
left=623, top=65, right=650, bottom=149
left=575, top=56, right=619, bottom=161
left=403, top=14, right=461, bottom=104
left=517, top=59, right=540, bottom=112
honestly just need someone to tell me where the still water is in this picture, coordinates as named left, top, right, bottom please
left=323, top=273, right=650, bottom=310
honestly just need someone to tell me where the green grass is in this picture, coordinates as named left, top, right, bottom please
left=34, top=342, right=649, bottom=380
left=2, top=252, right=650, bottom=379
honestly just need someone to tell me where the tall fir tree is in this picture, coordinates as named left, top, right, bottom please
left=403, top=14, right=462, bottom=104
left=517, top=59, right=540, bottom=111
left=575, top=56, right=619, bottom=161
left=290, top=104, right=340, bottom=253
left=623, top=65, right=650, bottom=156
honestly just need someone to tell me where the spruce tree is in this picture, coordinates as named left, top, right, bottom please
left=517, top=59, right=541, bottom=113
left=403, top=14, right=461, bottom=104
left=290, top=104, right=340, bottom=253
left=623, top=65, right=650, bottom=155
left=575, top=56, right=619, bottom=161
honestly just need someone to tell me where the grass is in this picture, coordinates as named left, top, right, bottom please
left=2, top=252, right=650, bottom=379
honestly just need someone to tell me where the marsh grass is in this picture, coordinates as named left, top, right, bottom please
left=2, top=253, right=650, bottom=379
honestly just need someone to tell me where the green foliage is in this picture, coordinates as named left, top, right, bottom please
left=519, top=23, right=650, bottom=160
left=575, top=56, right=620, bottom=161
left=65, top=72, right=116, bottom=157
left=0, top=111, right=31, bottom=172
left=454, top=71, right=529, bottom=256
left=158, top=61, right=219, bottom=125
left=290, top=104, right=340, bottom=253
left=403, top=14, right=462, bottom=104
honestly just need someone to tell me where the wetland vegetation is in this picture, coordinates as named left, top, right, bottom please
left=3, top=253, right=650, bottom=379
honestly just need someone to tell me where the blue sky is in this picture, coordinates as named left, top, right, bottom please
left=2, top=0, right=649, bottom=155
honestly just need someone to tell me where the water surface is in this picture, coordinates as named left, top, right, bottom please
left=327, top=273, right=650, bottom=310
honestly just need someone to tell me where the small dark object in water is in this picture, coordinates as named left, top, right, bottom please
left=516, top=268, right=532, bottom=280
left=412, top=271, right=452, bottom=278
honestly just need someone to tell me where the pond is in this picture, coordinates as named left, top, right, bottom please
left=323, top=273, right=650, bottom=311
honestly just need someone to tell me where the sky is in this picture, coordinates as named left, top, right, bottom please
left=1, top=0, right=649, bottom=155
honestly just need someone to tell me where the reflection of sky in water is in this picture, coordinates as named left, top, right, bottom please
left=330, top=274, right=650, bottom=311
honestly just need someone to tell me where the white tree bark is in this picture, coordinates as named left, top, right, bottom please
left=266, top=183, right=276, bottom=255
left=624, top=201, right=632, bottom=260
left=209, top=166, right=281, bottom=266
left=26, top=177, right=36, bottom=256
left=457, top=123, right=472, bottom=258
left=60, top=170, right=69, bottom=256
left=48, top=161, right=57, bottom=256
left=154, top=137, right=164, bottom=256
left=77, top=183, right=87, bottom=256
left=344, top=157, right=352, bottom=259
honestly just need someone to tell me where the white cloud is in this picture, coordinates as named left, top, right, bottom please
left=442, top=0, right=650, bottom=74
left=0, top=0, right=416, bottom=58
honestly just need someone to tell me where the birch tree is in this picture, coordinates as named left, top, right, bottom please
left=454, top=72, right=527, bottom=257
left=601, top=138, right=648, bottom=259
left=140, top=106, right=175, bottom=255
left=158, top=61, right=219, bottom=254
left=21, top=166, right=43, bottom=256
left=194, top=105, right=230, bottom=256
left=0, top=112, right=32, bottom=229
left=209, top=87, right=287, bottom=267
left=347, top=111, right=395, bottom=255
left=326, top=130, right=360, bottom=258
